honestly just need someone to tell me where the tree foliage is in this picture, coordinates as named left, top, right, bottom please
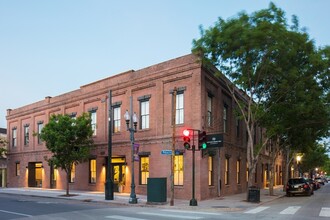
left=192, top=2, right=330, bottom=191
left=0, top=137, right=7, bottom=158
left=40, top=113, right=94, bottom=195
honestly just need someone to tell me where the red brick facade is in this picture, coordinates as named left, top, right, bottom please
left=6, top=54, right=283, bottom=200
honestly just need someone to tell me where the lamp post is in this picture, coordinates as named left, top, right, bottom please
left=124, top=97, right=138, bottom=204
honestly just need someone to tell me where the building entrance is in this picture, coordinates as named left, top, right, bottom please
left=106, top=157, right=126, bottom=192
left=28, top=162, right=43, bottom=187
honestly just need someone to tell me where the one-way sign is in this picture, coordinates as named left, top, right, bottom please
left=206, top=134, right=224, bottom=148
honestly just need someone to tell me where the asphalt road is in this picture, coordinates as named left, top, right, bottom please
left=0, top=183, right=329, bottom=220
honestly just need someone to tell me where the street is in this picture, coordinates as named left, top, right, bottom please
left=0, top=183, right=329, bottom=219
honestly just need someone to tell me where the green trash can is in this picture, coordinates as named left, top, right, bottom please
left=248, top=186, right=260, bottom=203
left=147, top=177, right=167, bottom=203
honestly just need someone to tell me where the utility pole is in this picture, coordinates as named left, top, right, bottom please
left=105, top=90, right=114, bottom=200
left=170, top=87, right=177, bottom=206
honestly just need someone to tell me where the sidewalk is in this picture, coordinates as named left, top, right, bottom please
left=0, top=186, right=285, bottom=212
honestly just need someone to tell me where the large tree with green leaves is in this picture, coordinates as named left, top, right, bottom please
left=40, top=113, right=94, bottom=195
left=192, top=2, right=330, bottom=195
left=0, top=137, right=7, bottom=158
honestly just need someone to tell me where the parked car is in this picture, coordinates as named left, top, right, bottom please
left=286, top=178, right=313, bottom=197
left=307, top=178, right=320, bottom=190
left=315, top=177, right=325, bottom=185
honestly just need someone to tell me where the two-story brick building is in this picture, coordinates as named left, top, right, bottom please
left=6, top=54, right=283, bottom=200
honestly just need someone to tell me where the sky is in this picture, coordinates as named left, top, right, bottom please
left=1, top=0, right=329, bottom=129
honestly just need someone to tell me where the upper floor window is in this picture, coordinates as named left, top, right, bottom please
left=89, top=110, right=97, bottom=136
left=207, top=94, right=213, bottom=127
left=12, top=128, right=17, bottom=147
left=37, top=122, right=43, bottom=144
left=176, top=93, right=184, bottom=125
left=113, top=105, right=121, bottom=133
left=236, top=118, right=240, bottom=138
left=24, top=125, right=29, bottom=145
left=138, top=95, right=150, bottom=130
left=223, top=104, right=228, bottom=133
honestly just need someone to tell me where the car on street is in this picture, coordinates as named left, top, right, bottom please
left=286, top=177, right=313, bottom=197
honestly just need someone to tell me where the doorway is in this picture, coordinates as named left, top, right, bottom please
left=105, top=157, right=126, bottom=192
left=28, top=162, right=43, bottom=187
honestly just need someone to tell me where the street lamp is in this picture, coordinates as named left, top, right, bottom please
left=124, top=100, right=138, bottom=204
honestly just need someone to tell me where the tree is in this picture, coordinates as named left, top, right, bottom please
left=192, top=2, right=330, bottom=198
left=40, top=113, right=94, bottom=196
left=0, top=137, right=7, bottom=158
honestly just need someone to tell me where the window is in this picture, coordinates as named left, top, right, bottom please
left=236, top=118, right=240, bottom=138
left=12, top=128, right=17, bottom=147
left=113, top=106, right=121, bottom=133
left=237, top=160, right=241, bottom=184
left=223, top=105, right=228, bottom=133
left=90, top=111, right=97, bottom=136
left=207, top=94, right=213, bottom=127
left=37, top=122, right=43, bottom=144
left=70, top=163, right=76, bottom=183
left=208, top=156, right=214, bottom=186
left=255, top=164, right=258, bottom=183
left=247, top=162, right=249, bottom=182
left=16, top=163, right=20, bottom=176
left=24, top=125, right=29, bottom=145
left=140, top=156, right=149, bottom=185
left=225, top=158, right=229, bottom=185
left=89, top=159, right=96, bottom=183
left=176, top=93, right=184, bottom=125
left=174, top=155, right=184, bottom=185
left=140, top=100, right=150, bottom=129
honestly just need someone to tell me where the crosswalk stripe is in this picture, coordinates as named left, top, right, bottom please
left=280, top=206, right=301, bottom=215
left=105, top=215, right=145, bottom=220
left=161, top=209, right=222, bottom=216
left=138, top=212, right=203, bottom=219
left=245, top=206, right=269, bottom=214
left=320, top=207, right=330, bottom=217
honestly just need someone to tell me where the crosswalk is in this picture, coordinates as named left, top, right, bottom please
left=104, top=206, right=330, bottom=219
left=105, top=209, right=222, bottom=219
left=245, top=206, right=330, bottom=217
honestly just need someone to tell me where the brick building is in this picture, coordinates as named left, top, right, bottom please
left=6, top=54, right=283, bottom=200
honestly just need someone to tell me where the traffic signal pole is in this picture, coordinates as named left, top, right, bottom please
left=190, top=140, right=197, bottom=206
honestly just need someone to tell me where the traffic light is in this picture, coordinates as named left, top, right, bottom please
left=183, top=129, right=191, bottom=149
left=199, top=131, right=207, bottom=150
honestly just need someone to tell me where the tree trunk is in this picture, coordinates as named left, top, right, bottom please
left=66, top=171, right=70, bottom=196
left=282, top=146, right=291, bottom=192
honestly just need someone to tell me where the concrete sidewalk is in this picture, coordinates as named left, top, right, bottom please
left=0, top=186, right=285, bottom=212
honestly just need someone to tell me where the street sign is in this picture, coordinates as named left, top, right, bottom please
left=161, top=150, right=181, bottom=155
left=206, top=134, right=224, bottom=148
left=161, top=150, right=172, bottom=155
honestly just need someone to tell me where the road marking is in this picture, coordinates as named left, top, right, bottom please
left=161, top=209, right=222, bottom=215
left=245, top=206, right=269, bottom=214
left=105, top=215, right=145, bottom=220
left=138, top=212, right=203, bottom=219
left=0, top=209, right=32, bottom=217
left=280, top=206, right=301, bottom=215
left=320, top=207, right=330, bottom=217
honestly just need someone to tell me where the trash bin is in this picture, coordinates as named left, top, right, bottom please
left=248, top=186, right=260, bottom=203
left=147, top=177, right=167, bottom=203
